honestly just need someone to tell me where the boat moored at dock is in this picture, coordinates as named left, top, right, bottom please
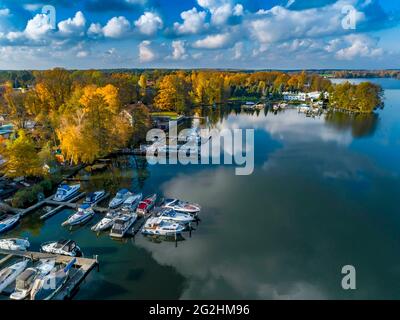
left=10, top=259, right=55, bottom=300
left=142, top=217, right=186, bottom=237
left=31, top=258, right=76, bottom=300
left=109, top=189, right=132, bottom=209
left=162, top=199, right=201, bottom=216
left=156, top=207, right=194, bottom=225
left=110, top=213, right=137, bottom=238
left=136, top=194, right=157, bottom=215
left=40, top=240, right=82, bottom=257
left=53, top=184, right=81, bottom=202
left=83, top=190, right=106, bottom=205
left=0, top=260, right=29, bottom=294
left=0, top=214, right=21, bottom=234
left=0, top=238, right=30, bottom=251
left=91, top=211, right=120, bottom=232
left=121, top=193, right=143, bottom=213
left=62, top=204, right=95, bottom=227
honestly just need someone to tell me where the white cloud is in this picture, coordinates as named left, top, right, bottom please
left=0, top=8, right=10, bottom=16
left=102, top=16, right=131, bottom=38
left=249, top=3, right=365, bottom=45
left=335, top=34, right=383, bottom=60
left=25, top=13, right=53, bottom=40
left=76, top=50, right=89, bottom=58
left=193, top=33, right=232, bottom=49
left=169, top=40, right=188, bottom=60
left=134, top=12, right=163, bottom=36
left=58, top=11, right=86, bottom=37
left=197, top=0, right=243, bottom=25
left=173, top=7, right=208, bottom=35
left=87, top=23, right=103, bottom=38
left=139, top=40, right=155, bottom=62
left=232, top=41, right=243, bottom=59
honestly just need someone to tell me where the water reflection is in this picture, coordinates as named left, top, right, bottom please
left=325, top=111, right=379, bottom=138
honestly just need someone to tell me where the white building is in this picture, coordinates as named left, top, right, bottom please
left=283, top=91, right=329, bottom=102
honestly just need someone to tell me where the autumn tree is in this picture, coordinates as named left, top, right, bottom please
left=0, top=130, right=44, bottom=178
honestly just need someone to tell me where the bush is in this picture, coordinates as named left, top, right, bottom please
left=11, top=178, right=57, bottom=208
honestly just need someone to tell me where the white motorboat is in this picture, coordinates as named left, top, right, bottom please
left=121, top=193, right=143, bottom=212
left=156, top=207, right=194, bottom=225
left=162, top=198, right=201, bottom=216
left=109, top=189, right=132, bottom=209
left=62, top=204, right=95, bottom=227
left=53, top=184, right=80, bottom=202
left=0, top=238, right=30, bottom=251
left=9, top=259, right=55, bottom=301
left=91, top=211, right=120, bottom=232
left=0, top=260, right=29, bottom=293
left=142, top=217, right=186, bottom=236
left=0, top=214, right=21, bottom=234
left=40, top=239, right=82, bottom=257
left=83, top=190, right=106, bottom=205
left=136, top=194, right=157, bottom=215
left=110, top=213, right=137, bottom=238
left=31, top=258, right=76, bottom=300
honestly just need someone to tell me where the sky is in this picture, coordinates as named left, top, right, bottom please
left=0, top=0, right=399, bottom=70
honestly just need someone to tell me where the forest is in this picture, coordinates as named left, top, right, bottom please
left=0, top=69, right=383, bottom=180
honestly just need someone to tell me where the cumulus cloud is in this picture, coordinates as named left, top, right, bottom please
left=169, top=40, right=188, bottom=60
left=335, top=34, right=383, bottom=60
left=197, top=0, right=244, bottom=25
left=193, top=33, right=232, bottom=49
left=58, top=11, right=86, bottom=37
left=134, top=12, right=163, bottom=36
left=173, top=7, right=208, bottom=35
left=24, top=13, right=54, bottom=40
left=139, top=40, right=155, bottom=62
left=102, top=16, right=131, bottom=38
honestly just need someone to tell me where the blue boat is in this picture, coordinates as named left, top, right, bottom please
left=0, top=215, right=20, bottom=234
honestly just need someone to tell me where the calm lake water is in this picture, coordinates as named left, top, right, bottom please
left=3, top=78, right=400, bottom=300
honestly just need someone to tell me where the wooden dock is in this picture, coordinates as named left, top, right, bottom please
left=39, top=192, right=87, bottom=220
left=0, top=249, right=99, bottom=300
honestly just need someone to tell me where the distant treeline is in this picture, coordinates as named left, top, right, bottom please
left=332, top=70, right=400, bottom=79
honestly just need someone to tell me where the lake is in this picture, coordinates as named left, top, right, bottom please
left=3, top=78, right=400, bottom=300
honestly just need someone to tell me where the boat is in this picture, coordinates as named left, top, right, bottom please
left=110, top=213, right=137, bottom=238
left=121, top=193, right=143, bottom=212
left=0, top=260, right=29, bottom=293
left=142, top=217, right=186, bottom=236
left=31, top=258, right=76, bottom=300
left=109, top=189, right=132, bottom=209
left=10, top=260, right=55, bottom=300
left=0, top=214, right=21, bottom=234
left=162, top=199, right=201, bottom=216
left=40, top=239, right=82, bottom=257
left=0, top=238, right=30, bottom=251
left=62, top=204, right=95, bottom=227
left=136, top=194, right=157, bottom=215
left=83, top=190, right=106, bottom=205
left=156, top=207, right=194, bottom=225
left=91, top=211, right=120, bottom=232
left=53, top=184, right=80, bottom=202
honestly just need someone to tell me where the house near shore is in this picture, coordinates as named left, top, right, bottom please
left=283, top=91, right=329, bottom=102
left=120, top=101, right=148, bottom=126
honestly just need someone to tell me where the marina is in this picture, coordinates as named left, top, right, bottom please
left=0, top=79, right=399, bottom=299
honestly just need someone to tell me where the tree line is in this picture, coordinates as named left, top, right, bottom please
left=0, top=68, right=383, bottom=179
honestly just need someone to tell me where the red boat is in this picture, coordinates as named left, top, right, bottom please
left=136, top=194, right=157, bottom=215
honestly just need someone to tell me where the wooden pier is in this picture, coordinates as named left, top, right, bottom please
left=0, top=249, right=99, bottom=300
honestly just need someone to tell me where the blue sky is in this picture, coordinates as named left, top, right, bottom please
left=0, top=0, right=399, bottom=69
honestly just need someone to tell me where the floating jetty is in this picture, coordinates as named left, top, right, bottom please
left=0, top=249, right=99, bottom=300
